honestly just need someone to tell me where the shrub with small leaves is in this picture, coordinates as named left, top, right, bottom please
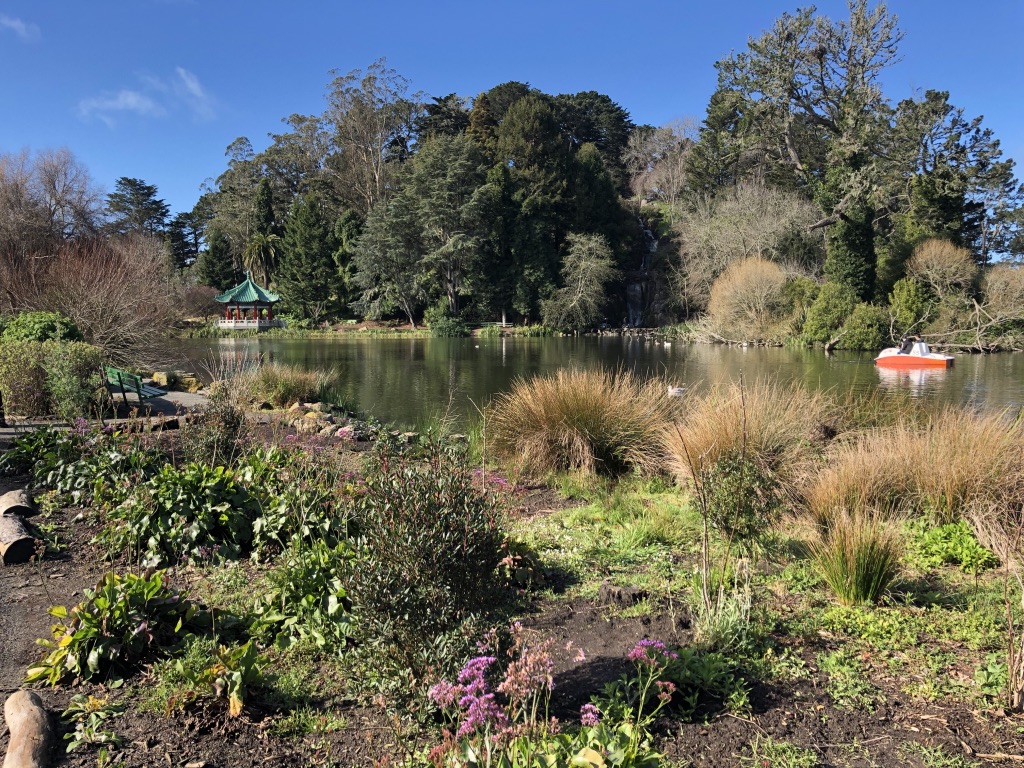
left=27, top=571, right=197, bottom=686
left=348, top=439, right=505, bottom=662
left=701, top=451, right=783, bottom=552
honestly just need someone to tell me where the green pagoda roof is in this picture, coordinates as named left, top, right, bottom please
left=215, top=274, right=281, bottom=304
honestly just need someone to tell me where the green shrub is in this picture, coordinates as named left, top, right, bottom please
left=701, top=451, right=784, bottom=552
left=98, top=463, right=258, bottom=565
left=802, top=282, right=858, bottom=344
left=811, top=511, right=902, bottom=606
left=906, top=519, right=998, bottom=574
left=41, top=343, right=106, bottom=420
left=424, top=304, right=470, bottom=338
left=888, top=277, right=934, bottom=337
left=1, top=311, right=82, bottom=342
left=0, top=340, right=104, bottom=418
left=237, top=445, right=350, bottom=553
left=254, top=540, right=353, bottom=651
left=349, top=440, right=505, bottom=661
left=837, top=303, right=889, bottom=350
left=26, top=571, right=198, bottom=686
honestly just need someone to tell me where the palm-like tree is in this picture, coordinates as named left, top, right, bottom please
left=243, top=232, right=281, bottom=286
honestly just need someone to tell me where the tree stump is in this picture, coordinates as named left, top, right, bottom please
left=0, top=490, right=38, bottom=518
left=2, top=690, right=52, bottom=768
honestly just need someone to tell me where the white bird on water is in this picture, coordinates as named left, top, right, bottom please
left=667, top=385, right=686, bottom=397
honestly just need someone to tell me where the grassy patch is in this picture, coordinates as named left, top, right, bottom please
left=742, top=736, right=820, bottom=767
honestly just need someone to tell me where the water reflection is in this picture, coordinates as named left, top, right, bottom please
left=174, top=337, right=1024, bottom=428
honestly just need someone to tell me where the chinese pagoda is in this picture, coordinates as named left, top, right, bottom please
left=215, top=274, right=284, bottom=331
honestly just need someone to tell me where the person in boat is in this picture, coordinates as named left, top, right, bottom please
left=898, top=335, right=915, bottom=354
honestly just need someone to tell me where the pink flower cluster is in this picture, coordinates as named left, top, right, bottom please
left=627, top=639, right=679, bottom=667
left=579, top=703, right=601, bottom=726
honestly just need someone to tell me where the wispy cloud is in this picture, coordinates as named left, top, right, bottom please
left=0, top=14, right=40, bottom=42
left=77, top=67, right=216, bottom=127
left=78, top=90, right=166, bottom=127
left=173, top=67, right=215, bottom=121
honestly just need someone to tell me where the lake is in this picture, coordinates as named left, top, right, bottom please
left=173, top=336, right=1024, bottom=428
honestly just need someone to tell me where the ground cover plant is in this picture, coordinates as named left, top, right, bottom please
left=2, top=380, right=1024, bottom=767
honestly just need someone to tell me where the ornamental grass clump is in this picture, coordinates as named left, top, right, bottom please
left=487, top=367, right=677, bottom=477
left=661, top=380, right=828, bottom=496
left=241, top=362, right=340, bottom=408
left=810, top=509, right=903, bottom=606
left=801, top=406, right=1024, bottom=526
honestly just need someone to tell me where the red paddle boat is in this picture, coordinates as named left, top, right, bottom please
left=875, top=337, right=954, bottom=369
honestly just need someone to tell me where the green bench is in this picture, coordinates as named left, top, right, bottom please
left=104, top=366, right=167, bottom=407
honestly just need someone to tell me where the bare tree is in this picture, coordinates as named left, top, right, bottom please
left=0, top=236, right=176, bottom=366
left=906, top=238, right=977, bottom=300
left=0, top=148, right=103, bottom=256
left=672, top=182, right=823, bottom=314
left=624, top=119, right=697, bottom=219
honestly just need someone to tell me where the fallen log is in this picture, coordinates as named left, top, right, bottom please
left=2, top=690, right=52, bottom=768
left=0, top=490, right=38, bottom=518
left=0, top=512, right=35, bottom=564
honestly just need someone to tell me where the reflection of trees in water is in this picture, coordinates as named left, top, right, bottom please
left=172, top=337, right=1024, bottom=426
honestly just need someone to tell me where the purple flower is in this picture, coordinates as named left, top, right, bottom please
left=458, top=655, right=496, bottom=696
left=456, top=692, right=507, bottom=737
left=580, top=703, right=601, bottom=726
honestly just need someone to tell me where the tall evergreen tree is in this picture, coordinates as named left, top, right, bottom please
left=196, top=228, right=239, bottom=290
left=352, top=193, right=426, bottom=327
left=276, top=196, right=337, bottom=321
left=106, top=177, right=170, bottom=236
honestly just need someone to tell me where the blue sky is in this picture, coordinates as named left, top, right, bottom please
left=1, top=1, right=1021, bottom=215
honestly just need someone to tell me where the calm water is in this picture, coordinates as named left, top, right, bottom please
left=174, top=337, right=1024, bottom=428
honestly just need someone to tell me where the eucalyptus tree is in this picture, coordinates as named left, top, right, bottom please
left=352, top=191, right=427, bottom=328
left=322, top=59, right=424, bottom=217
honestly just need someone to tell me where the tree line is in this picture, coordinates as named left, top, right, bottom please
left=2, top=1, right=1022, bottom=343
